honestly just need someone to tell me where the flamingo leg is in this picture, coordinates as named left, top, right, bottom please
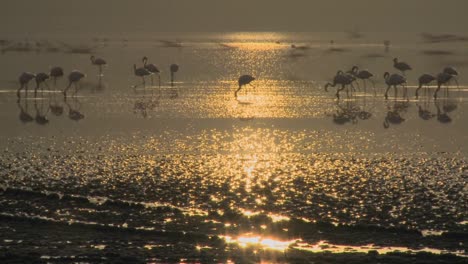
left=64, top=82, right=72, bottom=98
left=370, top=79, right=376, bottom=96
left=34, top=84, right=39, bottom=98
left=384, top=85, right=391, bottom=99
left=158, top=74, right=161, bottom=89
left=235, top=85, right=243, bottom=98
left=415, top=85, right=421, bottom=99
left=434, top=84, right=441, bottom=99
left=349, top=83, right=356, bottom=97
left=17, top=84, right=24, bottom=98
left=336, top=84, right=345, bottom=99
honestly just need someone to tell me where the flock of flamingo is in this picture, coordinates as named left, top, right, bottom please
left=16, top=55, right=180, bottom=100
left=323, top=58, right=459, bottom=100
left=15, top=55, right=459, bottom=101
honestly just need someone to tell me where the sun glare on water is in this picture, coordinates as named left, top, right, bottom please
left=222, top=235, right=298, bottom=251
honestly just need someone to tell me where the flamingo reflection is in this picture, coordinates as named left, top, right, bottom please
left=34, top=98, right=49, bottom=125
left=65, top=97, right=85, bottom=121
left=383, top=99, right=409, bottom=128
left=17, top=98, right=34, bottom=124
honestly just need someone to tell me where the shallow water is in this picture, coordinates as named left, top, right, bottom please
left=0, top=32, right=467, bottom=262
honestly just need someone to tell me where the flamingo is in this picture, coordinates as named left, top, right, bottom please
left=142, top=57, right=160, bottom=87
left=34, top=72, right=50, bottom=97
left=393, top=58, right=412, bottom=75
left=17, top=72, right=36, bottom=99
left=383, top=72, right=406, bottom=99
left=133, top=64, right=151, bottom=88
left=325, top=70, right=356, bottom=99
left=90, top=55, right=107, bottom=76
left=443, top=66, right=459, bottom=88
left=170, top=64, right=179, bottom=87
left=63, top=70, right=85, bottom=98
left=348, top=66, right=375, bottom=93
left=235, top=74, right=256, bottom=98
left=433, top=72, right=454, bottom=99
left=50, top=66, right=64, bottom=86
left=415, top=74, right=436, bottom=98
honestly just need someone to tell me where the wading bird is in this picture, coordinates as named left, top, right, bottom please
left=17, top=72, right=36, bottom=99
left=443, top=66, right=459, bottom=87
left=325, top=70, right=356, bottom=99
left=393, top=58, right=412, bottom=75
left=383, top=72, right=406, bottom=99
left=90, top=55, right=107, bottom=76
left=434, top=72, right=454, bottom=99
left=63, top=70, right=85, bottom=98
left=348, top=66, right=375, bottom=93
left=235, top=75, right=256, bottom=98
left=50, top=66, right=64, bottom=86
left=415, top=73, right=436, bottom=98
left=34, top=72, right=50, bottom=97
left=133, top=64, right=151, bottom=88
left=142, top=56, right=160, bottom=87
left=170, top=64, right=179, bottom=87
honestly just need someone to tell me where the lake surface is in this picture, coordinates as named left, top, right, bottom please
left=0, top=32, right=466, bottom=263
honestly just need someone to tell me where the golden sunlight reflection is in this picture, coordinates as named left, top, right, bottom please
left=220, top=32, right=287, bottom=51
left=222, top=235, right=299, bottom=251
left=292, top=240, right=466, bottom=257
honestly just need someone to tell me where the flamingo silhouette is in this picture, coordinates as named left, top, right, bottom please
left=235, top=75, right=256, bottom=98
left=433, top=72, right=454, bottom=99
left=170, top=64, right=179, bottom=87
left=90, top=55, right=107, bottom=76
left=415, top=74, right=436, bottom=98
left=50, top=66, right=64, bottom=87
left=63, top=70, right=85, bottom=98
left=383, top=72, right=406, bottom=99
left=442, top=66, right=459, bottom=88
left=142, top=57, right=160, bottom=87
left=17, top=72, right=35, bottom=99
left=393, top=58, right=412, bottom=75
left=348, top=66, right=375, bottom=94
left=325, top=70, right=356, bottom=99
left=133, top=64, right=151, bottom=88
left=34, top=72, right=50, bottom=97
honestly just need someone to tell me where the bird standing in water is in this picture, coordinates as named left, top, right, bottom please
left=235, top=75, right=256, bottom=98
left=143, top=57, right=160, bottom=87
left=17, top=72, right=36, bottom=99
left=393, top=58, right=412, bottom=75
left=90, top=55, right=107, bottom=76
left=34, top=72, right=50, bottom=97
left=170, top=64, right=179, bottom=87
left=383, top=72, right=406, bottom=99
left=63, top=70, right=85, bottom=98
left=133, top=64, right=151, bottom=88
left=50, top=66, right=64, bottom=87
left=415, top=74, right=436, bottom=98
left=325, top=70, right=356, bottom=99
left=348, top=66, right=375, bottom=94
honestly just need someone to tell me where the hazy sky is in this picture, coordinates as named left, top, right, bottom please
left=1, top=0, right=468, bottom=34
